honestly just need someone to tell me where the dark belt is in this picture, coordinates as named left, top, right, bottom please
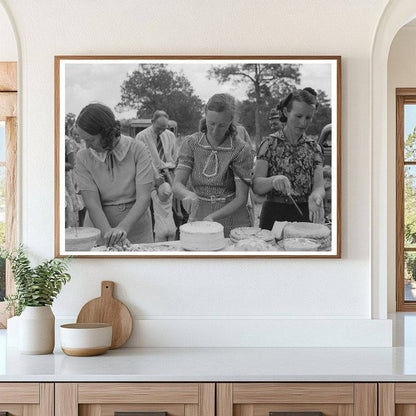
left=198, top=193, right=235, bottom=203
left=266, top=195, right=308, bottom=204
left=103, top=201, right=135, bottom=212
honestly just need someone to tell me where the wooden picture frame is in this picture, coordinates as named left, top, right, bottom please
left=55, top=56, right=341, bottom=258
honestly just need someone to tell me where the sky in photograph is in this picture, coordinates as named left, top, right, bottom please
left=64, top=61, right=333, bottom=120
left=405, top=104, right=416, bottom=139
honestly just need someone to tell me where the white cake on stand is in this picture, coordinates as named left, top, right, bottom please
left=179, top=221, right=225, bottom=251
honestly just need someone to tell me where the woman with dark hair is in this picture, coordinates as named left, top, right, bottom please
left=252, top=88, right=326, bottom=229
left=75, top=103, right=154, bottom=247
left=173, top=93, right=253, bottom=237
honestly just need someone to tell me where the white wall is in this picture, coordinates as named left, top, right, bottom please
left=0, top=0, right=394, bottom=346
left=387, top=25, right=416, bottom=312
left=0, top=4, right=16, bottom=61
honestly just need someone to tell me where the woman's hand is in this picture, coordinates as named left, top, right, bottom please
left=308, top=192, right=325, bottom=223
left=157, top=182, right=172, bottom=202
left=272, top=175, right=292, bottom=195
left=182, top=192, right=199, bottom=221
left=203, top=215, right=214, bottom=222
left=104, top=227, right=127, bottom=247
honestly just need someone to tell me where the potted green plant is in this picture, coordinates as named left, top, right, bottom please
left=1, top=245, right=71, bottom=354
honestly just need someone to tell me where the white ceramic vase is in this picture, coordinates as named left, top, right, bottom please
left=6, top=315, right=20, bottom=347
left=19, top=305, right=55, bottom=354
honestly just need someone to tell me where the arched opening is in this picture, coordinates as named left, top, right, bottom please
left=0, top=1, right=18, bottom=327
left=371, top=0, right=416, bottom=319
left=387, top=18, right=416, bottom=312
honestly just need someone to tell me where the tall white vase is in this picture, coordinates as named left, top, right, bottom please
left=6, top=315, right=20, bottom=347
left=19, top=305, right=55, bottom=354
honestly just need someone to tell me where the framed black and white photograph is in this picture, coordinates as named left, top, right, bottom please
left=55, top=56, right=341, bottom=258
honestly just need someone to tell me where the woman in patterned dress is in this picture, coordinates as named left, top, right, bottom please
left=173, top=93, right=253, bottom=237
left=252, top=88, right=326, bottom=230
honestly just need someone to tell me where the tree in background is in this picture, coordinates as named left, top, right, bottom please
left=405, top=127, right=416, bottom=245
left=208, top=63, right=301, bottom=146
left=0, top=171, right=5, bottom=246
left=0, top=182, right=4, bottom=300
left=0, top=222, right=4, bottom=300
left=306, top=89, right=332, bottom=137
left=405, top=125, right=416, bottom=161
left=65, top=113, right=76, bottom=134
left=405, top=166, right=416, bottom=246
left=116, top=64, right=204, bottom=135
left=404, top=127, right=416, bottom=281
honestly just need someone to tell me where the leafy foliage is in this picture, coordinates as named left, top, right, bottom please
left=0, top=256, right=4, bottom=301
left=306, top=89, right=332, bottom=137
left=209, top=63, right=301, bottom=97
left=404, top=127, right=416, bottom=248
left=405, top=166, right=416, bottom=247
left=0, top=245, right=71, bottom=315
left=0, top=222, right=5, bottom=246
left=65, top=113, right=76, bottom=135
left=405, top=125, right=416, bottom=161
left=404, top=127, right=416, bottom=281
left=405, top=253, right=416, bottom=282
left=116, top=64, right=204, bottom=135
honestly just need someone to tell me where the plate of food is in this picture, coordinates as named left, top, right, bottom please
left=92, top=243, right=179, bottom=252
left=278, top=237, right=321, bottom=252
left=230, top=227, right=275, bottom=244
left=282, top=222, right=331, bottom=249
left=226, top=238, right=278, bottom=252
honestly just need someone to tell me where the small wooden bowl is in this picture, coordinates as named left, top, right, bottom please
left=60, top=323, right=112, bottom=356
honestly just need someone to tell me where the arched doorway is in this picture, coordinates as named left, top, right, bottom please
left=371, top=0, right=416, bottom=319
left=0, top=0, right=18, bottom=327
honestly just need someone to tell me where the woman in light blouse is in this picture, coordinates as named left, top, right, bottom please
left=75, top=103, right=154, bottom=247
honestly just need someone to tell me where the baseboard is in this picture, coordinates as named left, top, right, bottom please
left=56, top=317, right=392, bottom=347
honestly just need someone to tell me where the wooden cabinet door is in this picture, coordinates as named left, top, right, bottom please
left=379, top=383, right=416, bottom=416
left=55, top=383, right=215, bottom=416
left=217, top=383, right=377, bottom=416
left=0, top=383, right=53, bottom=416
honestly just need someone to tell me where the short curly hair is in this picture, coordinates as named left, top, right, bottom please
left=76, top=103, right=121, bottom=151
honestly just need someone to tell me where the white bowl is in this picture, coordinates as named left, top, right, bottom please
left=65, top=227, right=101, bottom=251
left=60, top=323, right=112, bottom=356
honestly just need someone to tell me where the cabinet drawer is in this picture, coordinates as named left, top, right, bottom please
left=0, top=383, right=53, bottom=416
left=0, top=383, right=39, bottom=403
left=56, top=383, right=215, bottom=416
left=379, top=383, right=416, bottom=416
left=218, top=383, right=376, bottom=416
left=78, top=383, right=200, bottom=404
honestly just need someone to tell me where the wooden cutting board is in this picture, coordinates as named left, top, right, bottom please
left=76, top=281, right=133, bottom=349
